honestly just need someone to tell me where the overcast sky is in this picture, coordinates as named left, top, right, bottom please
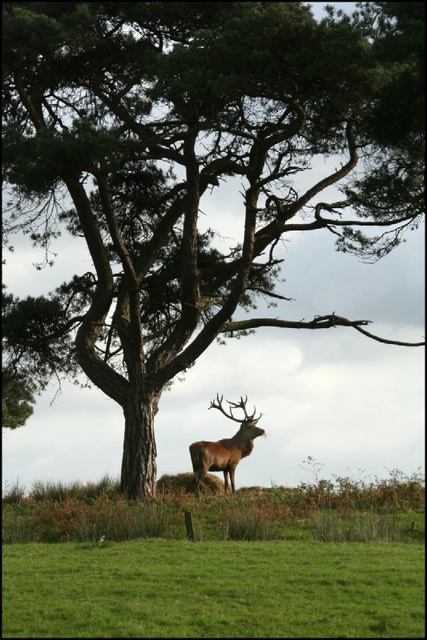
left=2, top=2, right=425, bottom=494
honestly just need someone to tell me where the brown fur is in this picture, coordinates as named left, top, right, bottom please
left=189, top=421, right=265, bottom=496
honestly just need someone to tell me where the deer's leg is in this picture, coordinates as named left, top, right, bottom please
left=223, top=470, right=229, bottom=494
left=197, top=461, right=210, bottom=498
left=230, top=467, right=236, bottom=494
left=194, top=468, right=204, bottom=498
left=194, top=472, right=200, bottom=497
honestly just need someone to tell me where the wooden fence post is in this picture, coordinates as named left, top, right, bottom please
left=184, top=511, right=196, bottom=542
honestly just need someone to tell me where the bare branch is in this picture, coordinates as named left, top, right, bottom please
left=250, top=117, right=359, bottom=257
left=220, top=315, right=425, bottom=347
left=351, top=324, right=425, bottom=347
left=246, top=286, right=294, bottom=302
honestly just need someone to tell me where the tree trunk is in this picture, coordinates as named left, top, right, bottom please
left=120, top=391, right=160, bottom=499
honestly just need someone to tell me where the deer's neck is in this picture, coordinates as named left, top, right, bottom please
left=231, top=433, right=254, bottom=457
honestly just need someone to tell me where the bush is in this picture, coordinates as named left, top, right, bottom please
left=29, top=475, right=121, bottom=502
left=2, top=505, right=38, bottom=543
left=2, top=480, right=26, bottom=505
left=2, top=464, right=424, bottom=544
left=225, top=505, right=278, bottom=541
left=312, top=510, right=401, bottom=542
left=30, top=479, right=82, bottom=502
left=70, top=498, right=171, bottom=542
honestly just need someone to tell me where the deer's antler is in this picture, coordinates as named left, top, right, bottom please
left=209, top=394, right=262, bottom=423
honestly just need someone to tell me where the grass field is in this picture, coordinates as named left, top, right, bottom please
left=2, top=539, right=425, bottom=638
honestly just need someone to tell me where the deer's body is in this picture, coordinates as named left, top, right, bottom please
left=190, top=395, right=265, bottom=495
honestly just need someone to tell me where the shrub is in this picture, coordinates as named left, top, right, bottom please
left=225, top=505, right=278, bottom=541
left=2, top=464, right=424, bottom=544
left=29, top=475, right=121, bottom=503
left=2, top=505, right=38, bottom=543
left=30, top=479, right=82, bottom=502
left=69, top=498, right=171, bottom=542
left=312, top=510, right=401, bottom=542
left=2, top=480, right=26, bottom=505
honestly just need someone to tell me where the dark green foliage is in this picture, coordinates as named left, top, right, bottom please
left=2, top=369, right=35, bottom=429
left=3, top=0, right=423, bottom=354
left=2, top=287, right=78, bottom=393
left=364, top=2, right=425, bottom=146
left=337, top=2, right=425, bottom=259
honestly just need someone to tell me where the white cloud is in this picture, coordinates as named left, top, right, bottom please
left=3, top=233, right=92, bottom=298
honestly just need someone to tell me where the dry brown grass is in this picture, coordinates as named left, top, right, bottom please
left=2, top=467, right=424, bottom=544
left=156, top=472, right=224, bottom=495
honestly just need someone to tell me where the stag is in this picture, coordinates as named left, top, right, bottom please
left=189, top=395, right=265, bottom=496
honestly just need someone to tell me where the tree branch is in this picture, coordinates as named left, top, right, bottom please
left=201, top=118, right=360, bottom=286
left=13, top=71, right=45, bottom=131
left=220, top=314, right=425, bottom=347
left=64, top=176, right=129, bottom=404
left=96, top=172, right=138, bottom=285
left=146, top=129, right=201, bottom=373
left=252, top=117, right=359, bottom=256
left=152, top=161, right=261, bottom=388
left=314, top=201, right=417, bottom=230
